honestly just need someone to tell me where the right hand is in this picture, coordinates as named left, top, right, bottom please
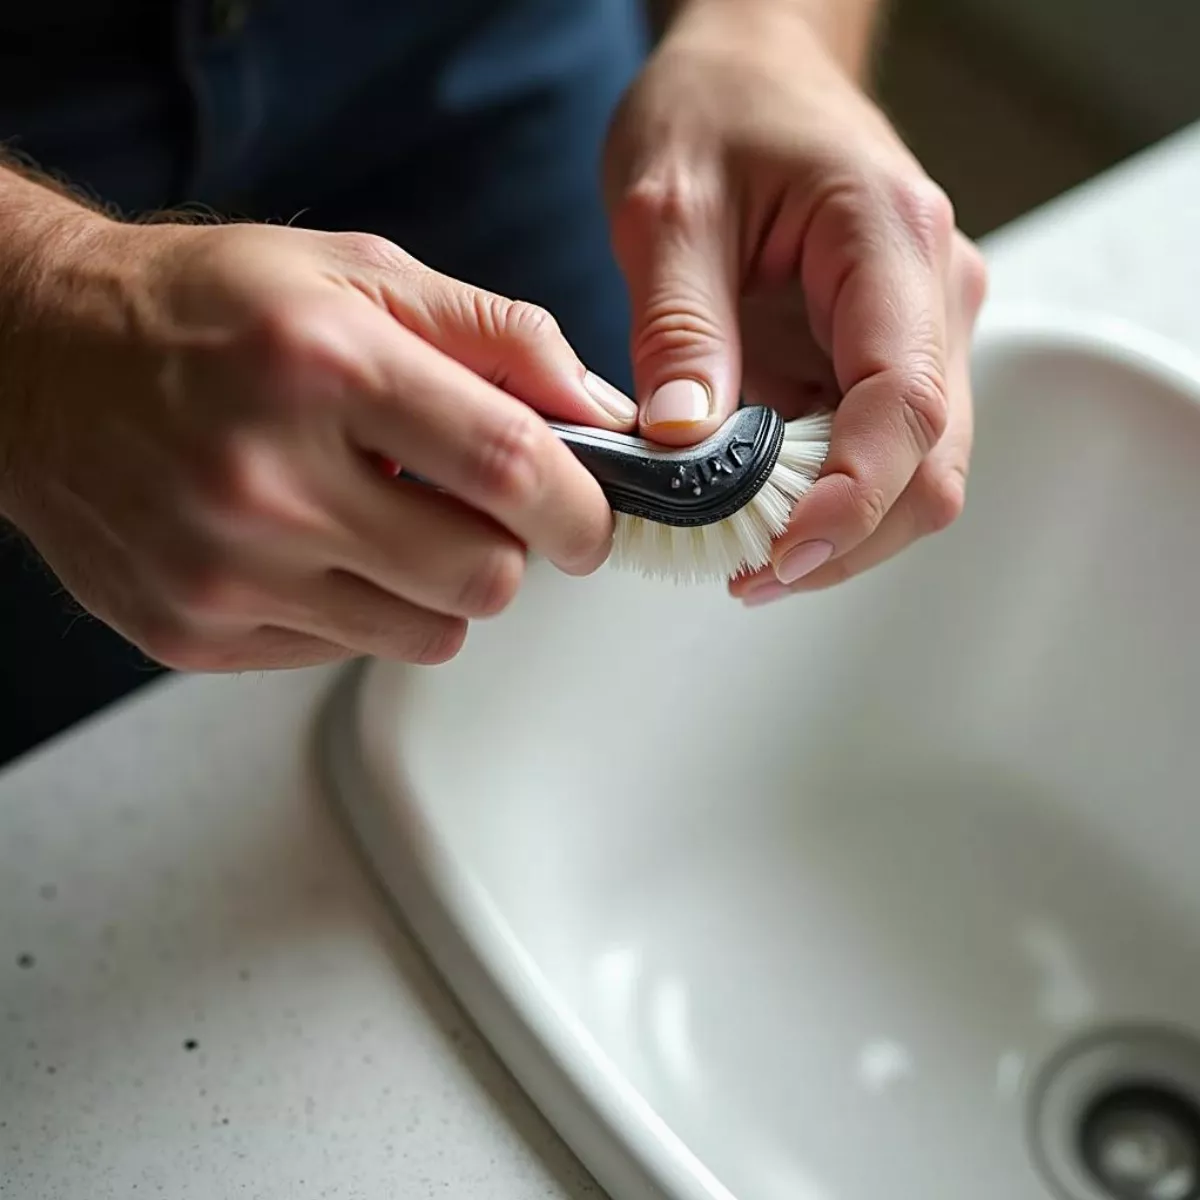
left=0, top=219, right=637, bottom=670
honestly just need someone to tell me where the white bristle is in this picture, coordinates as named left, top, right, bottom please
left=608, top=410, right=834, bottom=584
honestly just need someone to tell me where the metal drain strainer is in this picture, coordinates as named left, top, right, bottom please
left=1029, top=1026, right=1200, bottom=1200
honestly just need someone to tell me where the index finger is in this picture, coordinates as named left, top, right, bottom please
left=347, top=309, right=614, bottom=575
left=770, top=180, right=953, bottom=584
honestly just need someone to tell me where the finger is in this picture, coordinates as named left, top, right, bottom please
left=732, top=231, right=984, bottom=600
left=406, top=281, right=639, bottom=430
left=786, top=235, right=983, bottom=590
left=733, top=351, right=971, bottom=597
left=322, top=471, right=528, bottom=620
left=346, top=308, right=614, bottom=574
left=191, top=627, right=354, bottom=671
left=118, top=544, right=467, bottom=669
left=768, top=178, right=955, bottom=584
left=609, top=166, right=742, bottom=444
left=135, top=622, right=353, bottom=673
left=284, top=568, right=469, bottom=665
left=335, top=233, right=638, bottom=430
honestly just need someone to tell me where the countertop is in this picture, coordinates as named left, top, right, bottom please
left=5, top=122, right=1200, bottom=1200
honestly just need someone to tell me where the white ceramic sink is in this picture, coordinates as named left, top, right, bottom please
left=322, top=312, right=1200, bottom=1200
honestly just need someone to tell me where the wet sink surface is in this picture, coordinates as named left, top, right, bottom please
left=324, top=314, right=1200, bottom=1200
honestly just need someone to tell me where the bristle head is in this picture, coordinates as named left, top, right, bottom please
left=606, top=410, right=834, bottom=583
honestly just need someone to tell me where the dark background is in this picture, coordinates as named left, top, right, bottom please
left=649, top=0, right=1200, bottom=239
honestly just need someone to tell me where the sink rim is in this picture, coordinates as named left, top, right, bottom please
left=320, top=660, right=721, bottom=1200
left=320, top=306, right=1200, bottom=1200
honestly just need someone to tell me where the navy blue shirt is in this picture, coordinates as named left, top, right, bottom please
left=0, top=0, right=598, bottom=213
left=0, top=0, right=648, bottom=765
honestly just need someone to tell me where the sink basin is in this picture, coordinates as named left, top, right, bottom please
left=321, top=311, right=1200, bottom=1200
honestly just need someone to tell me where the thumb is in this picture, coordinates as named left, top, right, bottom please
left=384, top=268, right=638, bottom=430
left=613, top=187, right=741, bottom=446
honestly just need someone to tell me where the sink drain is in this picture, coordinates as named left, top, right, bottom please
left=1030, top=1026, right=1200, bottom=1200
left=1079, top=1084, right=1200, bottom=1200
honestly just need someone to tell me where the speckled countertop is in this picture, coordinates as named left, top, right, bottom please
left=5, top=123, right=1200, bottom=1200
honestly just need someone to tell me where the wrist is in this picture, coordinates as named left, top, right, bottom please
left=661, top=0, right=882, bottom=78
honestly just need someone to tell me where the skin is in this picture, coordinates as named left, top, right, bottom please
left=607, top=0, right=988, bottom=600
left=0, top=0, right=986, bottom=673
left=0, top=185, right=637, bottom=670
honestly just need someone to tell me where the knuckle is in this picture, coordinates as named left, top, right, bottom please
left=190, top=445, right=254, bottom=521
left=457, top=544, right=526, bottom=618
left=243, top=297, right=356, bottom=404
left=958, top=238, right=990, bottom=316
left=888, top=175, right=956, bottom=262
left=613, top=169, right=720, bottom=247
left=470, top=290, right=561, bottom=349
left=249, top=302, right=325, bottom=366
left=811, top=178, right=869, bottom=237
left=631, top=294, right=727, bottom=369
left=160, top=556, right=253, bottom=622
left=896, top=364, right=950, bottom=456
left=472, top=408, right=545, bottom=509
left=190, top=440, right=297, bottom=532
left=840, top=475, right=889, bottom=537
left=412, top=619, right=468, bottom=666
left=916, top=462, right=967, bottom=535
left=335, top=230, right=406, bottom=271
left=136, top=614, right=211, bottom=671
left=502, top=298, right=560, bottom=344
left=805, top=177, right=899, bottom=276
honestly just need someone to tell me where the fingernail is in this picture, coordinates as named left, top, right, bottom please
left=644, top=379, right=710, bottom=428
left=775, top=539, right=833, bottom=585
left=583, top=371, right=638, bottom=423
left=742, top=580, right=791, bottom=607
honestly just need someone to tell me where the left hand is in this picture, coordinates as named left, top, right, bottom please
left=603, top=0, right=988, bottom=600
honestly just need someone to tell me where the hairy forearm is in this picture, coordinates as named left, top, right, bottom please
left=659, top=0, right=885, bottom=76
left=0, top=161, right=116, bottom=515
left=0, top=154, right=109, bottom=255
left=0, top=161, right=109, bottom=348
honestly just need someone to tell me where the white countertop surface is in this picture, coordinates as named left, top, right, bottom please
left=5, top=122, right=1200, bottom=1200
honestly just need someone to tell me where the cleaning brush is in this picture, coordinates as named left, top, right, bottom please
left=380, top=405, right=833, bottom=584
left=548, top=406, right=833, bottom=583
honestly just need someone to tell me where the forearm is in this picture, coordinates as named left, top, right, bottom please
left=0, top=154, right=110, bottom=267
left=0, top=162, right=117, bottom=515
left=658, top=0, right=885, bottom=77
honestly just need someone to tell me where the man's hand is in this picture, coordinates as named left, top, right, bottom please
left=604, top=0, right=987, bottom=600
left=0, top=177, right=637, bottom=669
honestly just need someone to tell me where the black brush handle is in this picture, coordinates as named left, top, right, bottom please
left=391, top=406, right=785, bottom=529
left=548, top=405, right=784, bottom=528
